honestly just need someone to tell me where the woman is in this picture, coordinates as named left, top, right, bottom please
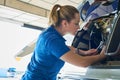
left=21, top=4, right=106, bottom=80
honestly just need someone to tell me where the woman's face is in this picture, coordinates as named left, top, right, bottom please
left=66, top=13, right=80, bottom=35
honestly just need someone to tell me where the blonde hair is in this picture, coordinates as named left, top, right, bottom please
left=49, top=4, right=79, bottom=27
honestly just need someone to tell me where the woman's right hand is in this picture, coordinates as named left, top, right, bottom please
left=99, top=46, right=106, bottom=59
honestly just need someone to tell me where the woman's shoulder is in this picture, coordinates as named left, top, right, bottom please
left=39, top=26, right=62, bottom=41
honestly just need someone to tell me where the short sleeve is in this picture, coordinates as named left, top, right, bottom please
left=47, top=36, right=70, bottom=58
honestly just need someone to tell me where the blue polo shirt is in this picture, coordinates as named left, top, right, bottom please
left=21, top=25, right=70, bottom=80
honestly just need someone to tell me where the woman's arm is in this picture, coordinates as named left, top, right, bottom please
left=76, top=48, right=98, bottom=56
left=60, top=46, right=106, bottom=67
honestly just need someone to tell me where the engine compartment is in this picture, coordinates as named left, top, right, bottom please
left=72, top=12, right=120, bottom=67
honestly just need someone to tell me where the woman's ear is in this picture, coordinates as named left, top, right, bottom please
left=61, top=20, right=68, bottom=27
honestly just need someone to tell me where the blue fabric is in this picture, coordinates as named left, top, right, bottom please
left=80, top=1, right=90, bottom=21
left=21, top=25, right=70, bottom=80
left=85, top=2, right=100, bottom=20
left=111, top=0, right=118, bottom=10
left=87, top=3, right=115, bottom=20
left=82, top=0, right=118, bottom=20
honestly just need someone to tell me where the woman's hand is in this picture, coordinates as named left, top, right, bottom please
left=78, top=49, right=98, bottom=56
left=99, top=46, right=106, bottom=59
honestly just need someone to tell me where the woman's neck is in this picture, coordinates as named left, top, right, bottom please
left=54, top=26, right=65, bottom=36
